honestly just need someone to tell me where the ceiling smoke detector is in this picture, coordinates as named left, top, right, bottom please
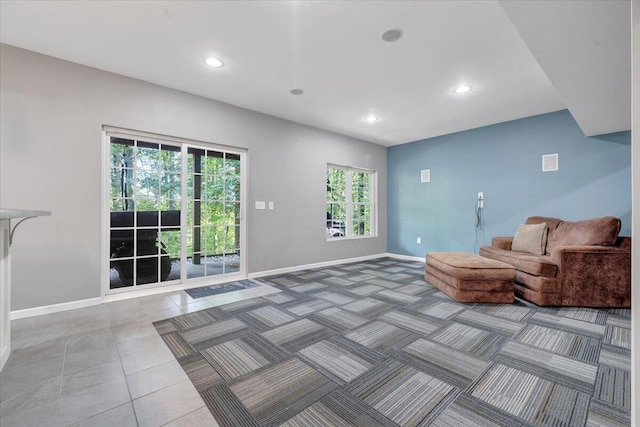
left=381, top=28, right=403, bottom=42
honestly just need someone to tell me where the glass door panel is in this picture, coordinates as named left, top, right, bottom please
left=186, top=147, right=241, bottom=278
left=109, top=137, right=181, bottom=289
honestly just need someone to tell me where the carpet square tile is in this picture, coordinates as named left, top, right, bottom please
left=367, top=278, right=403, bottom=289
left=375, top=289, right=422, bottom=304
left=603, top=326, right=631, bottom=349
left=260, top=318, right=332, bottom=352
left=598, top=346, right=631, bottom=371
left=455, top=310, right=525, bottom=337
left=394, top=283, right=433, bottom=296
left=481, top=304, right=533, bottom=322
left=342, top=297, right=393, bottom=317
left=360, top=268, right=392, bottom=277
left=347, top=283, right=385, bottom=296
left=382, top=266, right=406, bottom=273
left=378, top=310, right=443, bottom=335
left=310, top=307, right=369, bottom=332
left=556, top=307, right=608, bottom=324
left=179, top=353, right=223, bottom=392
left=469, top=363, right=591, bottom=426
left=322, top=268, right=349, bottom=276
left=347, top=273, right=378, bottom=282
left=282, top=297, right=333, bottom=316
left=606, top=315, right=631, bottom=329
left=290, top=282, right=327, bottom=293
left=529, top=312, right=607, bottom=338
left=409, top=300, right=466, bottom=319
left=218, top=297, right=268, bottom=314
left=495, top=341, right=598, bottom=393
left=298, top=339, right=374, bottom=384
left=593, top=365, right=631, bottom=410
left=239, top=305, right=296, bottom=330
left=344, top=321, right=416, bottom=353
left=172, top=310, right=217, bottom=330
left=182, top=318, right=248, bottom=349
left=386, top=272, right=414, bottom=282
left=280, top=400, right=364, bottom=426
left=201, top=335, right=284, bottom=381
left=321, top=276, right=355, bottom=287
left=262, top=292, right=298, bottom=304
left=586, top=399, right=631, bottom=427
left=430, top=396, right=509, bottom=427
left=153, top=257, right=632, bottom=427
left=400, top=338, right=491, bottom=389
left=269, top=276, right=301, bottom=287
left=229, top=357, right=338, bottom=425
left=514, top=324, right=601, bottom=363
left=160, top=331, right=196, bottom=358
left=314, top=290, right=356, bottom=305
left=346, top=359, right=456, bottom=427
left=297, top=271, right=330, bottom=281
left=429, top=322, right=507, bottom=359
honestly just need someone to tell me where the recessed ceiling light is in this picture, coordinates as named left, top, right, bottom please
left=454, top=85, right=472, bottom=94
left=204, top=57, right=224, bottom=68
left=381, top=28, right=403, bottom=42
left=290, top=88, right=304, bottom=95
left=364, top=115, right=379, bottom=123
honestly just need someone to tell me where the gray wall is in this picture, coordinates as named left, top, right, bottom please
left=0, top=44, right=387, bottom=310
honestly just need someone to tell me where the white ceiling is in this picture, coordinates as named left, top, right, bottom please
left=0, top=1, right=630, bottom=146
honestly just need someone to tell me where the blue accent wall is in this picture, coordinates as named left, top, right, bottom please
left=387, top=110, right=631, bottom=257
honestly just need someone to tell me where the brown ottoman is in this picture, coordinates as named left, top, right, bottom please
left=425, top=252, right=515, bottom=303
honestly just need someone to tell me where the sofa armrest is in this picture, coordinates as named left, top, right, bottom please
left=550, top=245, right=631, bottom=307
left=492, top=237, right=513, bottom=251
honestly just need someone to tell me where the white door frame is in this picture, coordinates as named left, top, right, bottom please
left=101, top=126, right=248, bottom=297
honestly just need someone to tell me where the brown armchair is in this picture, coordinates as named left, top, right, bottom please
left=480, top=216, right=631, bottom=307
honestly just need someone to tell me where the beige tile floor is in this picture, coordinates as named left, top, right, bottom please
left=0, top=283, right=280, bottom=426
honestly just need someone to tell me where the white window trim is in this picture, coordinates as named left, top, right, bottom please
left=326, top=164, right=377, bottom=241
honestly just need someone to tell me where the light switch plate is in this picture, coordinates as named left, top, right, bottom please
left=255, top=201, right=266, bottom=210
left=268, top=202, right=274, bottom=210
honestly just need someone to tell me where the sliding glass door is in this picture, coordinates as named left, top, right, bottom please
left=106, top=130, right=245, bottom=292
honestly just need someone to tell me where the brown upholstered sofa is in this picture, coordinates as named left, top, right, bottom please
left=479, top=216, right=631, bottom=307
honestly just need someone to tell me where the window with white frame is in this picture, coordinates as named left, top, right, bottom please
left=326, top=165, right=376, bottom=239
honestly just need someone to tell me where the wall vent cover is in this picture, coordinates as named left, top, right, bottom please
left=542, top=153, right=558, bottom=172
left=420, top=169, right=431, bottom=183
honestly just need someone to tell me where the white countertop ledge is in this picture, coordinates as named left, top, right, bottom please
left=0, top=209, right=51, bottom=220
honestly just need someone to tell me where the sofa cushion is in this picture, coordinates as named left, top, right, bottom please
left=512, top=223, right=548, bottom=255
left=426, top=252, right=515, bottom=280
left=527, top=216, right=620, bottom=253
left=479, top=246, right=558, bottom=277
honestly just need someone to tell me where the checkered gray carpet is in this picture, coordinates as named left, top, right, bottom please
left=153, top=258, right=631, bottom=426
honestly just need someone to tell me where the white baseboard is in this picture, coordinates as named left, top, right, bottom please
left=11, top=252, right=422, bottom=320
left=11, top=297, right=102, bottom=320
left=248, top=253, right=388, bottom=279
left=384, top=252, right=426, bottom=263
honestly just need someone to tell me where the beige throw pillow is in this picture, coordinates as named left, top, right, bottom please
left=512, top=223, right=548, bottom=255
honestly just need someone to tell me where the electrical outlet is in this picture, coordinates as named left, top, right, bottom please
left=477, top=192, right=484, bottom=209
left=416, top=237, right=421, bottom=244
